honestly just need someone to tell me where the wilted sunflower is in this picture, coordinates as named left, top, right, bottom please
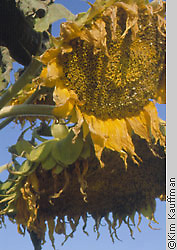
left=0, top=0, right=166, bottom=248
left=39, top=0, right=166, bottom=166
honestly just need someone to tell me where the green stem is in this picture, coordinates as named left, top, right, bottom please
left=0, top=104, right=55, bottom=120
left=0, top=58, right=42, bottom=110
left=0, top=87, right=40, bottom=129
left=0, top=86, right=51, bottom=130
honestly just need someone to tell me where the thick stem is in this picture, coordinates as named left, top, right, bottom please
left=0, top=86, right=51, bottom=130
left=0, top=58, right=42, bottom=110
left=0, top=104, right=55, bottom=119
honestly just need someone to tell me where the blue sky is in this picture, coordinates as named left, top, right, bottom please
left=0, top=1, right=166, bottom=249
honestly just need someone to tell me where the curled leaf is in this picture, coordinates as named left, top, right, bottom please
left=16, top=140, right=33, bottom=157
left=7, top=160, right=32, bottom=176
left=27, top=139, right=57, bottom=163
left=52, top=130, right=83, bottom=165
left=41, top=155, right=56, bottom=170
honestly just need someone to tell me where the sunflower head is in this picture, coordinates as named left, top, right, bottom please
left=39, top=0, right=166, bottom=166
left=0, top=131, right=165, bottom=247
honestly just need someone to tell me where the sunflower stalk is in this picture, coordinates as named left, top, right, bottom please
left=0, top=104, right=55, bottom=120
left=0, top=86, right=52, bottom=130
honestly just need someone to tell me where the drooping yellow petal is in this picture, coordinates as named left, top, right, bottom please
left=47, top=59, right=63, bottom=81
left=126, top=104, right=152, bottom=143
left=40, top=58, right=63, bottom=88
left=126, top=102, right=165, bottom=147
left=60, top=22, right=81, bottom=42
left=53, top=85, right=71, bottom=106
left=53, top=100, right=74, bottom=118
left=40, top=47, right=60, bottom=65
left=83, top=113, right=138, bottom=166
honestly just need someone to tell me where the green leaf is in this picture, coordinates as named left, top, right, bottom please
left=19, top=160, right=32, bottom=172
left=27, top=139, right=57, bottom=163
left=0, top=181, right=14, bottom=191
left=0, top=169, right=18, bottom=191
left=8, top=145, right=18, bottom=155
left=16, top=139, right=34, bottom=156
left=52, top=130, right=83, bottom=165
left=41, top=155, right=56, bottom=170
left=34, top=4, right=75, bottom=32
left=8, top=160, right=32, bottom=176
